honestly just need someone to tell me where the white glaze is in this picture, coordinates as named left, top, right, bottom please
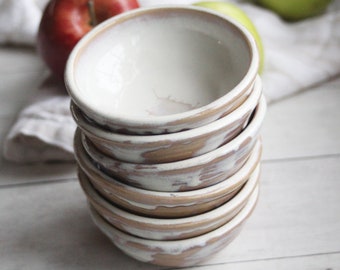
left=75, top=134, right=262, bottom=218
left=74, top=76, right=262, bottom=164
left=78, top=139, right=260, bottom=205
left=89, top=186, right=259, bottom=267
left=75, top=9, right=249, bottom=118
left=65, top=6, right=259, bottom=134
left=76, top=95, right=266, bottom=192
left=79, top=161, right=260, bottom=240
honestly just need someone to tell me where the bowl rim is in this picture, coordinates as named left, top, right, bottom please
left=65, top=5, right=259, bottom=131
left=80, top=130, right=260, bottom=191
left=76, top=95, right=266, bottom=174
left=89, top=184, right=259, bottom=247
left=79, top=162, right=260, bottom=227
left=71, top=76, right=262, bottom=144
left=74, top=136, right=262, bottom=203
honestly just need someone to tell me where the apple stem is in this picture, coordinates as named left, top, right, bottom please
left=88, top=0, right=97, bottom=27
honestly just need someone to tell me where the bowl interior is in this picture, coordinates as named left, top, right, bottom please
left=70, top=7, right=252, bottom=120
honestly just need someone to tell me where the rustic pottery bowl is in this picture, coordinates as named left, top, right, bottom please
left=75, top=137, right=262, bottom=218
left=65, top=5, right=259, bottom=135
left=89, top=185, right=259, bottom=267
left=78, top=161, right=260, bottom=240
left=75, top=95, right=266, bottom=192
left=71, top=76, right=262, bottom=164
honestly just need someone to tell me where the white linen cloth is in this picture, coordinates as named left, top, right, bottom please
left=2, top=0, right=340, bottom=163
left=0, top=0, right=47, bottom=45
left=3, top=77, right=75, bottom=162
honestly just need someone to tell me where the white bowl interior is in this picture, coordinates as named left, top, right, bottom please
left=72, top=7, right=252, bottom=119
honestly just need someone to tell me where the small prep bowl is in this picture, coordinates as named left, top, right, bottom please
left=65, top=5, right=259, bottom=135
left=89, top=185, right=259, bottom=267
left=75, top=136, right=262, bottom=218
left=76, top=95, right=266, bottom=192
left=78, top=160, right=260, bottom=240
left=71, top=76, right=262, bottom=164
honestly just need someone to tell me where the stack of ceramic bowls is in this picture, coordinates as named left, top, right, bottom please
left=65, top=6, right=266, bottom=268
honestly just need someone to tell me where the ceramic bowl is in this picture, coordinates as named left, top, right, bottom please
left=71, top=76, right=262, bottom=164
left=65, top=6, right=259, bottom=135
left=89, top=185, right=259, bottom=267
left=78, top=161, right=260, bottom=241
left=75, top=136, right=262, bottom=218
left=75, top=95, right=266, bottom=192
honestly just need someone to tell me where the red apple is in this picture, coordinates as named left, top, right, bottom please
left=37, top=0, right=139, bottom=80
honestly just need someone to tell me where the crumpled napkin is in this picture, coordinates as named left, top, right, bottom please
left=245, top=4, right=340, bottom=102
left=3, top=77, right=75, bottom=162
left=2, top=0, right=340, bottom=163
left=0, top=0, right=47, bottom=45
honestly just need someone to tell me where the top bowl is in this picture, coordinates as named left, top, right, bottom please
left=65, top=5, right=259, bottom=135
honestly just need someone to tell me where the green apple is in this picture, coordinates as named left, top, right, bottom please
left=194, top=1, right=264, bottom=73
left=255, top=0, right=332, bottom=21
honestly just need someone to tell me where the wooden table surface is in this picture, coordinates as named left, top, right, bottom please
left=1, top=46, right=339, bottom=270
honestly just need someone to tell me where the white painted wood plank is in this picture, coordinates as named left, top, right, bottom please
left=262, top=77, right=340, bottom=160
left=175, top=252, right=340, bottom=270
left=0, top=47, right=47, bottom=118
left=0, top=46, right=44, bottom=74
left=0, top=155, right=77, bottom=186
left=0, top=71, right=46, bottom=117
left=0, top=180, right=162, bottom=270
left=193, top=156, right=340, bottom=266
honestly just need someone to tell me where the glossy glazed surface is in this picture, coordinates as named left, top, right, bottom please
left=74, top=136, right=262, bottom=218
left=71, top=76, right=262, bottom=164
left=75, top=96, right=266, bottom=192
left=78, top=161, right=260, bottom=240
left=65, top=6, right=259, bottom=134
left=89, top=186, right=259, bottom=267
